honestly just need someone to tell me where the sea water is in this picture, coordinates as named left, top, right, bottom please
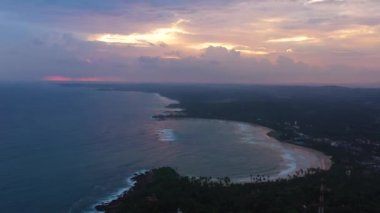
left=0, top=83, right=329, bottom=212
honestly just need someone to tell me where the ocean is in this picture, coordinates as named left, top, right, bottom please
left=0, top=83, right=329, bottom=212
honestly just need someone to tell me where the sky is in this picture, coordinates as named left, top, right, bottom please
left=0, top=0, right=379, bottom=84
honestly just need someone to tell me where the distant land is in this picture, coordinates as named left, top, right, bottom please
left=63, top=83, right=380, bottom=212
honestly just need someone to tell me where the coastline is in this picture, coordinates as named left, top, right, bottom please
left=92, top=92, right=333, bottom=212
left=154, top=91, right=332, bottom=179
left=228, top=122, right=332, bottom=182
left=264, top=126, right=332, bottom=177
left=94, top=165, right=330, bottom=212
left=91, top=170, right=147, bottom=212
left=95, top=170, right=149, bottom=212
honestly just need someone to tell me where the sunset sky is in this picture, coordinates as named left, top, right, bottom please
left=0, top=0, right=379, bottom=84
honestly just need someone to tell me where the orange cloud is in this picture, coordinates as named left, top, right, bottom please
left=267, top=36, right=318, bottom=43
left=329, top=26, right=376, bottom=39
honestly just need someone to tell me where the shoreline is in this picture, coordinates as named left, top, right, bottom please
left=91, top=170, right=147, bottom=211
left=152, top=92, right=333, bottom=181
left=92, top=92, right=333, bottom=212
left=94, top=165, right=329, bottom=212
left=95, top=170, right=149, bottom=212
left=92, top=135, right=332, bottom=212
left=54, top=83, right=380, bottom=213
left=155, top=92, right=333, bottom=173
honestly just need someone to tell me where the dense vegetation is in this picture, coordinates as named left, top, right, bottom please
left=64, top=83, right=380, bottom=212
left=66, top=83, right=380, bottom=141
left=96, top=167, right=380, bottom=213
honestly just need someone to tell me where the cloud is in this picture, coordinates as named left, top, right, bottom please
left=267, top=36, right=318, bottom=43
left=1, top=0, right=380, bottom=84
left=304, top=0, right=345, bottom=5
left=201, top=46, right=240, bottom=60
left=87, top=19, right=189, bottom=47
left=190, top=42, right=269, bottom=55
left=0, top=30, right=379, bottom=84
left=123, top=47, right=380, bottom=84
left=328, top=25, right=376, bottom=39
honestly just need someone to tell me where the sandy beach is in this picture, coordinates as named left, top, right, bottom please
left=227, top=122, right=332, bottom=182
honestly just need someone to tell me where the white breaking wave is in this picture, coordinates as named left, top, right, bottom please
left=234, top=122, right=300, bottom=180
left=235, top=123, right=259, bottom=144
left=157, top=129, right=176, bottom=142
left=276, top=150, right=297, bottom=178
left=85, top=170, right=147, bottom=213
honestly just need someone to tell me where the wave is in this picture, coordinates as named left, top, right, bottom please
left=275, top=150, right=297, bottom=178
left=85, top=169, right=147, bottom=213
left=235, top=123, right=261, bottom=144
left=157, top=129, right=176, bottom=142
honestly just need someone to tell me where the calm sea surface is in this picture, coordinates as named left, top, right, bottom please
left=0, top=83, right=328, bottom=212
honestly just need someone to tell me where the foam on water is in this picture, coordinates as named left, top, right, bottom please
left=234, top=122, right=301, bottom=179
left=157, top=129, right=176, bottom=142
left=83, top=170, right=147, bottom=213
left=276, top=150, right=297, bottom=178
left=235, top=123, right=261, bottom=144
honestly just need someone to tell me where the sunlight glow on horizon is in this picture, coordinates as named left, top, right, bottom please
left=43, top=76, right=117, bottom=82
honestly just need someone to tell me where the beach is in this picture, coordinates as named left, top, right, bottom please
left=94, top=117, right=333, bottom=210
